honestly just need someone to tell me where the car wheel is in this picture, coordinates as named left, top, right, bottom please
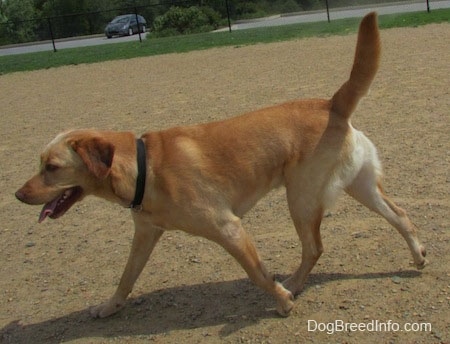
left=128, top=28, right=133, bottom=36
left=106, top=35, right=112, bottom=39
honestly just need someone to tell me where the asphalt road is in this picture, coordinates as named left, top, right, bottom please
left=0, top=32, right=145, bottom=56
left=0, top=0, right=449, bottom=56
left=228, top=0, right=450, bottom=30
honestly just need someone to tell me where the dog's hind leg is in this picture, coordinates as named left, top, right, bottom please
left=212, top=215, right=294, bottom=316
left=90, top=214, right=164, bottom=318
left=345, top=163, right=427, bottom=269
left=282, top=195, right=324, bottom=297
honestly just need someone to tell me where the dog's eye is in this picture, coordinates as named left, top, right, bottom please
left=45, top=164, right=59, bottom=172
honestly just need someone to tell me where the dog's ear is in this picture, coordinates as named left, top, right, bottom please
left=70, top=137, right=115, bottom=179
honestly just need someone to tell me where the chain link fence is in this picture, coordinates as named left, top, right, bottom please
left=0, top=0, right=439, bottom=50
left=0, top=0, right=200, bottom=47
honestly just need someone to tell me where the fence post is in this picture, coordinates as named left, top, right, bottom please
left=426, top=0, right=430, bottom=12
left=225, top=0, right=232, bottom=32
left=325, top=0, right=330, bottom=23
left=134, top=8, right=142, bottom=43
left=47, top=17, right=57, bottom=52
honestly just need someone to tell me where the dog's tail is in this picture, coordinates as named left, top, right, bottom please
left=331, top=12, right=381, bottom=119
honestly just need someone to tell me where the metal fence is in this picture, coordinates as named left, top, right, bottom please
left=0, top=0, right=440, bottom=52
left=0, top=0, right=201, bottom=48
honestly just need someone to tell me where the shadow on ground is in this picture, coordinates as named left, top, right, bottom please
left=1, top=269, right=421, bottom=343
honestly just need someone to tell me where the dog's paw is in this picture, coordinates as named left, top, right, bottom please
left=415, top=245, right=428, bottom=270
left=275, top=282, right=295, bottom=317
left=90, top=300, right=124, bottom=318
left=281, top=276, right=305, bottom=297
left=416, top=258, right=429, bottom=270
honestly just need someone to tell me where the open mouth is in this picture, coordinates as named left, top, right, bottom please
left=39, top=186, right=83, bottom=223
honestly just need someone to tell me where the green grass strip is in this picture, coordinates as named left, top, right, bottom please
left=0, top=8, right=448, bottom=75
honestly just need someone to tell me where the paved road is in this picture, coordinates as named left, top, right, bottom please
left=0, top=32, right=145, bottom=56
left=228, top=0, right=450, bottom=30
left=0, top=0, right=449, bottom=56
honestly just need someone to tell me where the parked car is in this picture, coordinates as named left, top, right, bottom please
left=105, top=14, right=147, bottom=38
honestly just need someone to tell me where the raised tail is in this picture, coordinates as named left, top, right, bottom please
left=331, top=12, right=381, bottom=119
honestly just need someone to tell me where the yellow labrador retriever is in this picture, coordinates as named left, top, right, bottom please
left=16, top=13, right=427, bottom=318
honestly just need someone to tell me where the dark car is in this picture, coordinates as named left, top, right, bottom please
left=105, top=14, right=147, bottom=38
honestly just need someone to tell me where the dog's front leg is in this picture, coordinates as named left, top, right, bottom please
left=90, top=214, right=164, bottom=318
left=212, top=217, right=294, bottom=316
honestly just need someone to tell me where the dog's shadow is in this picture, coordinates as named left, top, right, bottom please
left=1, top=270, right=421, bottom=343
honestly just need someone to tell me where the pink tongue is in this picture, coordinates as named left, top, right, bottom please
left=39, top=197, right=60, bottom=223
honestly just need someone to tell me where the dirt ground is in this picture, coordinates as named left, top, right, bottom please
left=0, top=22, right=449, bottom=344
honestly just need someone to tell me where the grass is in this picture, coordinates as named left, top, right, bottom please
left=0, top=9, right=449, bottom=75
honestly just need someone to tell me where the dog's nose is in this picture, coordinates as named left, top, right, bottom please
left=15, top=189, right=26, bottom=202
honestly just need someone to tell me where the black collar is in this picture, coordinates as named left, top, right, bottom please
left=130, top=138, right=147, bottom=211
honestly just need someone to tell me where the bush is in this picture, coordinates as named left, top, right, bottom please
left=234, top=2, right=267, bottom=19
left=152, top=6, right=220, bottom=37
left=277, top=0, right=302, bottom=13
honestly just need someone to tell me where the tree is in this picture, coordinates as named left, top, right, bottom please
left=40, top=0, right=90, bottom=38
left=0, top=0, right=37, bottom=43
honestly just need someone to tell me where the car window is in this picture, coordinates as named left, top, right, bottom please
left=112, top=17, right=129, bottom=24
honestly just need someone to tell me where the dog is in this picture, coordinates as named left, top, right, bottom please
left=15, top=12, right=427, bottom=318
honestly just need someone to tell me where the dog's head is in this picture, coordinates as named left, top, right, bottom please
left=15, top=130, right=115, bottom=222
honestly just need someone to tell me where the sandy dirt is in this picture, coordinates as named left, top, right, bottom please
left=0, top=23, right=449, bottom=344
